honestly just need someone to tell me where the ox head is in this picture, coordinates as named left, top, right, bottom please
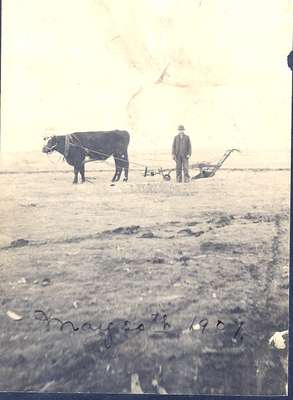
left=42, top=136, right=58, bottom=153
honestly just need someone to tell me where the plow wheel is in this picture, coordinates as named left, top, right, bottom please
left=163, top=174, right=171, bottom=181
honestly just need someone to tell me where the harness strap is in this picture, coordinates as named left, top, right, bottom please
left=70, top=133, right=134, bottom=165
left=68, top=133, right=146, bottom=169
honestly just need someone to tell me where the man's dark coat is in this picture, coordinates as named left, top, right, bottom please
left=172, top=134, right=192, bottom=158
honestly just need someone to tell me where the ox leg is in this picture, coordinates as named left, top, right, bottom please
left=123, top=152, right=129, bottom=182
left=79, top=164, right=85, bottom=183
left=111, top=173, right=118, bottom=182
left=116, top=168, right=123, bottom=181
left=73, top=165, right=79, bottom=184
left=114, top=155, right=124, bottom=181
left=112, top=158, right=119, bottom=182
left=112, top=165, right=118, bottom=182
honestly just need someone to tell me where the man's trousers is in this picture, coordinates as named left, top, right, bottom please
left=176, top=155, right=190, bottom=182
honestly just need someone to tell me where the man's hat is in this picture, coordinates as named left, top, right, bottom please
left=178, top=125, right=185, bottom=131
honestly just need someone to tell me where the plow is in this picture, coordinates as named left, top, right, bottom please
left=144, top=149, right=240, bottom=181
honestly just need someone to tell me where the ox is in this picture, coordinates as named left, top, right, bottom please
left=42, top=130, right=130, bottom=183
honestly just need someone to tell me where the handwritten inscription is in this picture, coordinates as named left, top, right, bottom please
left=33, top=310, right=244, bottom=349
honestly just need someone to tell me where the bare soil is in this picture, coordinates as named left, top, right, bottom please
left=0, top=167, right=289, bottom=395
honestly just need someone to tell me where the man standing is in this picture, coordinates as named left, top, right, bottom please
left=172, top=125, right=192, bottom=183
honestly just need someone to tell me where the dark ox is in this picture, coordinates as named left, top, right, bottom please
left=42, top=130, right=130, bottom=183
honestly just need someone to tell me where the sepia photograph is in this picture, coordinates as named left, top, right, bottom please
left=0, top=0, right=291, bottom=395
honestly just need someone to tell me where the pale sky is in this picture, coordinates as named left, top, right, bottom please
left=1, top=0, right=292, bottom=152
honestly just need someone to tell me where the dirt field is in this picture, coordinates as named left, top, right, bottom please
left=0, top=162, right=289, bottom=394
